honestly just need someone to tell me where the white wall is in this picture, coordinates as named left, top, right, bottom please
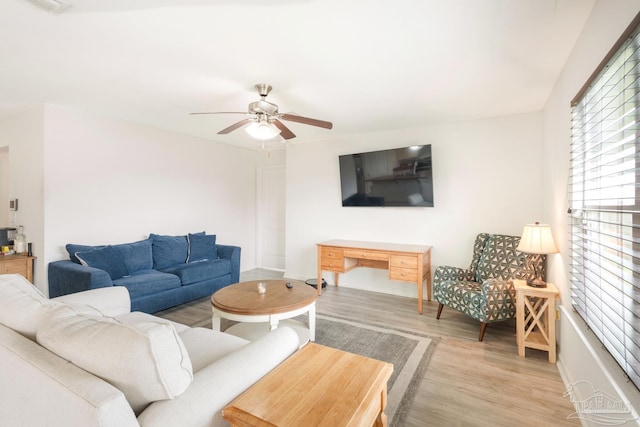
left=0, top=146, right=9, bottom=227
left=0, top=106, right=45, bottom=283
left=542, top=0, right=640, bottom=424
left=284, top=113, right=543, bottom=297
left=1, top=104, right=285, bottom=294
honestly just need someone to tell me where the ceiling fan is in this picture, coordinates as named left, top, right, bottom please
left=190, top=83, right=333, bottom=141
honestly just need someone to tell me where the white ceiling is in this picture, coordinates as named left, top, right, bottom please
left=1, top=0, right=595, bottom=150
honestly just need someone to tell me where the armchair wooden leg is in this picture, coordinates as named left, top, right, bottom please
left=436, top=303, right=444, bottom=319
left=479, top=322, right=488, bottom=341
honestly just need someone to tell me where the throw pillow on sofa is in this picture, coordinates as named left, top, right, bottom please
left=76, top=246, right=129, bottom=280
left=150, top=233, right=190, bottom=270
left=66, top=243, right=105, bottom=264
left=113, top=238, right=153, bottom=273
left=37, top=304, right=194, bottom=414
left=66, top=239, right=153, bottom=275
left=187, top=233, right=218, bottom=262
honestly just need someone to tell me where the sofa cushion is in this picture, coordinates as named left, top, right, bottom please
left=0, top=274, right=59, bottom=341
left=161, top=259, right=231, bottom=286
left=113, top=270, right=181, bottom=298
left=37, top=304, right=193, bottom=414
left=114, top=239, right=153, bottom=274
left=66, top=243, right=105, bottom=264
left=187, top=233, right=217, bottom=263
left=116, top=311, right=190, bottom=335
left=76, top=246, right=130, bottom=280
left=177, top=327, right=248, bottom=373
left=150, top=234, right=188, bottom=270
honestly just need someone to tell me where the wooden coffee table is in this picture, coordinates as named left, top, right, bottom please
left=223, top=343, right=393, bottom=427
left=211, top=279, right=317, bottom=344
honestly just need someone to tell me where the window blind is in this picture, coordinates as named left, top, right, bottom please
left=569, top=13, right=640, bottom=390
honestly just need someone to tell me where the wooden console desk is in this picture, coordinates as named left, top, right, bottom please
left=317, top=239, right=432, bottom=314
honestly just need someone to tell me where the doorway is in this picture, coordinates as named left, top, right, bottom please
left=256, top=165, right=285, bottom=271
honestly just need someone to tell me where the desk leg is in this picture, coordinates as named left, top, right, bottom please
left=425, top=249, right=432, bottom=302
left=317, top=248, right=323, bottom=296
left=308, top=303, right=316, bottom=342
left=417, top=257, right=424, bottom=314
left=212, top=309, right=221, bottom=332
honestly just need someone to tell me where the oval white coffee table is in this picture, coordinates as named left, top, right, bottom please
left=211, top=279, right=317, bottom=345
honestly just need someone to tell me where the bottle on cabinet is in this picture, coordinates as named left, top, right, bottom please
left=14, top=226, right=26, bottom=254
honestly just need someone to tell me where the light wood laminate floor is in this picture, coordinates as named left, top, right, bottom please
left=156, top=269, right=579, bottom=427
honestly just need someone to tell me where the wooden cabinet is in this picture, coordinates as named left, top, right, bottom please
left=0, top=255, right=35, bottom=283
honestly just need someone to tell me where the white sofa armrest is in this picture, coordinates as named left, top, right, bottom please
left=52, top=286, right=131, bottom=316
left=138, top=326, right=300, bottom=427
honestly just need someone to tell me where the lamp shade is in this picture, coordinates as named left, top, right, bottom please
left=516, top=222, right=558, bottom=254
left=245, top=120, right=281, bottom=140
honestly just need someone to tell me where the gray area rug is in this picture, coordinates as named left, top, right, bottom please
left=313, top=314, right=438, bottom=426
left=197, top=313, right=438, bottom=426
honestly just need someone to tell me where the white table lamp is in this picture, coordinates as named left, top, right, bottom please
left=516, top=222, right=558, bottom=287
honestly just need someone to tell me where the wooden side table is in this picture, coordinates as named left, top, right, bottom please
left=0, top=254, right=35, bottom=283
left=514, top=279, right=559, bottom=363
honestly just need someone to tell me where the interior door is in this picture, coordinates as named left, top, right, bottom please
left=256, top=165, right=285, bottom=271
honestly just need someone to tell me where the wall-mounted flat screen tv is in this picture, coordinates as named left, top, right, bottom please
left=339, top=145, right=434, bottom=207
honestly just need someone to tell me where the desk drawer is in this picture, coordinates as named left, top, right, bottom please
left=321, top=247, right=343, bottom=259
left=343, top=249, right=388, bottom=262
left=390, top=267, right=418, bottom=282
left=390, top=254, right=418, bottom=269
left=321, top=257, right=344, bottom=272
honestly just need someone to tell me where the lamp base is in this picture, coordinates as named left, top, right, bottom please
left=527, top=278, right=547, bottom=288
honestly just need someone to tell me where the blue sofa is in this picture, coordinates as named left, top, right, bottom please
left=48, top=232, right=241, bottom=313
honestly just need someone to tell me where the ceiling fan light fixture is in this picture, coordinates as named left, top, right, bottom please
left=245, top=120, right=281, bottom=140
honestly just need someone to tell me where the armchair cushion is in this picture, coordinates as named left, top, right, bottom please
left=475, top=234, right=527, bottom=282
left=434, top=278, right=516, bottom=323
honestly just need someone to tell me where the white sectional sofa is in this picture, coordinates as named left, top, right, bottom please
left=0, top=274, right=299, bottom=427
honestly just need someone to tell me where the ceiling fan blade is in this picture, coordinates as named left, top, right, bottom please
left=190, top=111, right=250, bottom=115
left=281, top=113, right=333, bottom=129
left=218, top=118, right=254, bottom=134
left=273, top=120, right=296, bottom=140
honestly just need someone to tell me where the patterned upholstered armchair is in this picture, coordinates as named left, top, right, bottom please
left=433, top=233, right=544, bottom=341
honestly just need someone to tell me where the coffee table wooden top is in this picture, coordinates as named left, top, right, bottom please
left=223, top=343, right=393, bottom=426
left=211, top=279, right=317, bottom=316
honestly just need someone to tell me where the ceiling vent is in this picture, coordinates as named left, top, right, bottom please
left=26, top=0, right=71, bottom=14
